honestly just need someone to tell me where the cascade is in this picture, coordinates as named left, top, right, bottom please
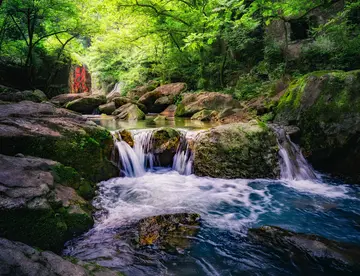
left=272, top=126, right=317, bottom=181
left=112, top=129, right=194, bottom=177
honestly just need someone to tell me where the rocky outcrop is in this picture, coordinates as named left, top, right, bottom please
left=275, top=70, right=360, bottom=182
left=98, top=102, right=116, bottom=115
left=248, top=226, right=360, bottom=267
left=0, top=85, right=47, bottom=103
left=175, top=92, right=240, bottom=117
left=135, top=213, right=200, bottom=251
left=193, top=121, right=280, bottom=179
left=160, top=104, right=177, bottom=117
left=0, top=155, right=93, bottom=251
left=65, top=94, right=106, bottom=114
left=113, top=103, right=145, bottom=120
left=191, top=109, right=218, bottom=121
left=0, top=238, right=122, bottom=276
left=127, top=80, right=159, bottom=100
left=152, top=128, right=181, bottom=166
left=0, top=101, right=118, bottom=183
left=50, top=93, right=90, bottom=107
left=138, top=82, right=187, bottom=113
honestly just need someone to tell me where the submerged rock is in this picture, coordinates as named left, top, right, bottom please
left=0, top=154, right=93, bottom=251
left=248, top=225, right=360, bottom=267
left=138, top=82, right=187, bottom=113
left=152, top=128, right=181, bottom=166
left=0, top=101, right=118, bottom=183
left=65, top=94, right=106, bottom=114
left=0, top=85, right=47, bottom=103
left=134, top=213, right=200, bottom=251
left=0, top=238, right=122, bottom=276
left=113, top=103, right=145, bottom=120
left=175, top=92, right=240, bottom=117
left=50, top=92, right=90, bottom=106
left=275, top=70, right=360, bottom=182
left=193, top=121, right=280, bottom=179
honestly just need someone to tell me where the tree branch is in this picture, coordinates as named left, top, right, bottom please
left=10, top=15, right=29, bottom=46
left=33, top=30, right=69, bottom=46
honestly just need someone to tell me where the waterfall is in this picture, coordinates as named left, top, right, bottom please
left=172, top=131, right=195, bottom=175
left=112, top=129, right=194, bottom=177
left=273, top=126, right=317, bottom=181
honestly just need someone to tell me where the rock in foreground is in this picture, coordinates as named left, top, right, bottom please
left=0, top=238, right=121, bottom=276
left=248, top=225, right=360, bottom=267
left=134, top=213, right=200, bottom=251
left=0, top=154, right=93, bottom=252
left=193, top=121, right=279, bottom=179
left=152, top=128, right=181, bottom=166
left=0, top=101, right=118, bottom=182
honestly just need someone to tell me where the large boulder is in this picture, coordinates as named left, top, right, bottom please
left=275, top=70, right=360, bottom=182
left=50, top=92, right=90, bottom=106
left=0, top=238, right=122, bottom=276
left=175, top=92, right=240, bottom=117
left=193, top=121, right=280, bottom=178
left=191, top=109, right=218, bottom=121
left=152, top=128, right=181, bottom=166
left=127, top=80, right=160, bottom=100
left=138, top=82, right=187, bottom=113
left=0, top=154, right=93, bottom=252
left=113, top=103, right=145, bottom=121
left=248, top=226, right=360, bottom=268
left=0, top=101, right=118, bottom=183
left=65, top=94, right=106, bottom=114
left=0, top=85, right=47, bottom=103
left=98, top=102, right=116, bottom=115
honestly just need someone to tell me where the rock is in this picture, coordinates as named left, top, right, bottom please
left=193, top=121, right=280, bottom=179
left=113, top=129, right=134, bottom=147
left=0, top=238, right=122, bottom=276
left=113, top=103, right=145, bottom=121
left=160, top=104, right=177, bottom=117
left=152, top=128, right=181, bottom=166
left=0, top=101, right=118, bottom=183
left=138, top=82, right=187, bottom=113
left=275, top=70, right=360, bottom=182
left=0, top=155, right=93, bottom=251
left=248, top=226, right=360, bottom=267
left=106, top=90, right=121, bottom=102
left=191, top=109, right=218, bottom=121
left=175, top=92, right=240, bottom=117
left=0, top=85, right=47, bottom=103
left=135, top=213, right=200, bottom=251
left=50, top=92, right=90, bottom=106
left=127, top=80, right=160, bottom=100
left=98, top=102, right=116, bottom=115
left=65, top=94, right=106, bottom=114
left=112, top=97, right=147, bottom=113
left=154, top=115, right=167, bottom=121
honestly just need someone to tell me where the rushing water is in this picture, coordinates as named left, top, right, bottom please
left=64, top=127, right=360, bottom=275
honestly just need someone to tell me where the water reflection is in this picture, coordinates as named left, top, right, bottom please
left=86, top=115, right=218, bottom=130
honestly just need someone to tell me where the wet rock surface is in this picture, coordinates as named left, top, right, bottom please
left=0, top=101, right=118, bottom=183
left=0, top=238, right=122, bottom=276
left=151, top=128, right=181, bottom=166
left=248, top=225, right=360, bottom=270
left=0, top=154, right=93, bottom=252
left=113, top=103, right=145, bottom=121
left=193, top=121, right=280, bottom=179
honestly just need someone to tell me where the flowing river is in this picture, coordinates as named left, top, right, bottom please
left=64, top=122, right=360, bottom=275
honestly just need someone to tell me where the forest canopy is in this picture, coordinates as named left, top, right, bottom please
left=0, top=0, right=359, bottom=97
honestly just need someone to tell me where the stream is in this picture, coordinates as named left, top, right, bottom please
left=64, top=120, right=360, bottom=275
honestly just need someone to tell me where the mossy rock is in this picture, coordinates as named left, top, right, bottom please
left=152, top=128, right=181, bottom=166
left=275, top=70, right=360, bottom=182
left=0, top=155, right=94, bottom=252
left=66, top=95, right=106, bottom=114
left=193, top=121, right=280, bottom=179
left=190, top=109, right=218, bottom=121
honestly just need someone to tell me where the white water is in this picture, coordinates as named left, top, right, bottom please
left=274, top=127, right=317, bottom=181
left=112, top=129, right=193, bottom=176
